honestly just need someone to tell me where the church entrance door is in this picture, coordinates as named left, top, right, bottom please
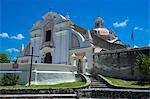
left=44, top=52, right=52, bottom=63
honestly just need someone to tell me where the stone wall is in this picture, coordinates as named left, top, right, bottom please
left=94, top=47, right=150, bottom=80
left=81, top=89, right=150, bottom=98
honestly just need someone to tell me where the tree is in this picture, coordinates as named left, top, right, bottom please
left=0, top=53, right=10, bottom=63
left=135, top=54, right=150, bottom=81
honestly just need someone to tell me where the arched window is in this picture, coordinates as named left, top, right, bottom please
left=45, top=30, right=51, bottom=42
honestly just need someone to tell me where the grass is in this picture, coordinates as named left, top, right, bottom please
left=106, top=77, right=150, bottom=88
left=0, top=81, right=86, bottom=89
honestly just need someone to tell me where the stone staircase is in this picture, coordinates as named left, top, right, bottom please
left=0, top=94, right=77, bottom=99
left=89, top=76, right=108, bottom=88
left=80, top=75, right=150, bottom=98
left=1, top=75, right=149, bottom=98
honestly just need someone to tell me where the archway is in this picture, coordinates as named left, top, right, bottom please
left=44, top=52, right=52, bottom=63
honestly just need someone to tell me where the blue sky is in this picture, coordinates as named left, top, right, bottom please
left=0, top=0, right=149, bottom=60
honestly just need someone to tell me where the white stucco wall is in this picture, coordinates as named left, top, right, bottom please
left=0, top=63, right=77, bottom=85
left=30, top=37, right=41, bottom=63
left=18, top=12, right=93, bottom=68
left=54, top=22, right=69, bottom=64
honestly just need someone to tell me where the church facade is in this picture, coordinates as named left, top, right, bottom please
left=17, top=11, right=127, bottom=73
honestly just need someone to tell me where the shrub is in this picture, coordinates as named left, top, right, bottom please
left=0, top=73, right=19, bottom=86
left=135, top=54, right=150, bottom=81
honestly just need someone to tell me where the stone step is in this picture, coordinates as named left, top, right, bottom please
left=91, top=83, right=106, bottom=86
left=91, top=81, right=104, bottom=84
left=91, top=83, right=107, bottom=86
left=91, top=80, right=99, bottom=82
left=90, top=78, right=103, bottom=82
left=91, top=82, right=104, bottom=84
left=0, top=94, right=77, bottom=98
left=91, top=85, right=107, bottom=88
left=91, top=84, right=107, bottom=87
left=90, top=86, right=108, bottom=88
left=91, top=83, right=104, bottom=85
left=89, top=76, right=109, bottom=88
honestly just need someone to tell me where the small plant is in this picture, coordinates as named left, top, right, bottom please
left=0, top=73, right=19, bottom=86
left=135, top=54, right=150, bottom=82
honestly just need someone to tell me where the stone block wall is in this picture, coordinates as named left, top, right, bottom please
left=94, top=47, right=150, bottom=80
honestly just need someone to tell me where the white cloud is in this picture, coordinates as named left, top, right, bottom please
left=6, top=48, right=19, bottom=53
left=134, top=27, right=143, bottom=31
left=10, top=34, right=25, bottom=40
left=0, top=33, right=25, bottom=40
left=134, top=45, right=139, bottom=48
left=0, top=33, right=9, bottom=38
left=113, top=19, right=129, bottom=28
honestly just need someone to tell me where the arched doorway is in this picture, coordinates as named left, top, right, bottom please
left=44, top=52, right=52, bottom=63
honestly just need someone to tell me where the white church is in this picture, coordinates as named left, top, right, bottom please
left=17, top=11, right=125, bottom=73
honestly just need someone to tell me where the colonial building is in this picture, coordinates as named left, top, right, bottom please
left=17, top=11, right=128, bottom=73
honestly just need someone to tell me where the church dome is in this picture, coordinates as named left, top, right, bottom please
left=93, top=28, right=109, bottom=35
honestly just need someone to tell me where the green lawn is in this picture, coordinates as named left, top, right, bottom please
left=106, top=77, right=150, bottom=88
left=0, top=81, right=86, bottom=89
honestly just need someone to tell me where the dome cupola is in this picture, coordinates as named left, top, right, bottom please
left=95, top=17, right=104, bottom=28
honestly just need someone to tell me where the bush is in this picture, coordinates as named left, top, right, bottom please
left=0, top=73, right=19, bottom=86
left=0, top=53, right=10, bottom=63
left=135, top=54, right=150, bottom=81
